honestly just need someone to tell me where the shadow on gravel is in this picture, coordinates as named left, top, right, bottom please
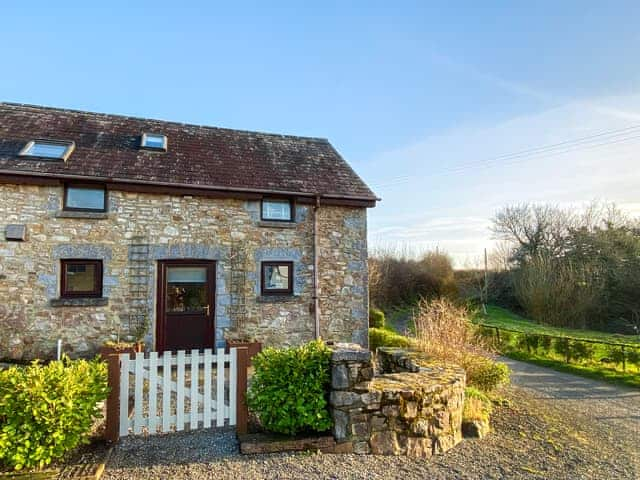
left=108, top=428, right=239, bottom=469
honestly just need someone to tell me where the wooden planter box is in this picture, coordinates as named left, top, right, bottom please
left=226, top=340, right=262, bottom=364
left=99, top=342, right=144, bottom=359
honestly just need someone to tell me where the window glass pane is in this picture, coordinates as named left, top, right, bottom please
left=263, top=200, right=291, bottom=220
left=143, top=134, right=166, bottom=149
left=66, top=186, right=105, bottom=210
left=167, top=267, right=207, bottom=313
left=28, top=142, right=68, bottom=158
left=264, top=264, right=290, bottom=290
left=167, top=267, right=207, bottom=283
left=65, top=263, right=97, bottom=292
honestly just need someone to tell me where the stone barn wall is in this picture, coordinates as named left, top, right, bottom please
left=0, top=183, right=369, bottom=360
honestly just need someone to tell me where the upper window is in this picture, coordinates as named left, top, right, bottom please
left=261, top=261, right=293, bottom=295
left=64, top=184, right=107, bottom=212
left=19, top=140, right=75, bottom=161
left=261, top=199, right=294, bottom=222
left=141, top=133, right=167, bottom=151
left=61, top=259, right=103, bottom=298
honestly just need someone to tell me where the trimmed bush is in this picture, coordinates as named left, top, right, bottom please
left=369, top=327, right=412, bottom=352
left=0, top=357, right=108, bottom=471
left=464, top=354, right=510, bottom=392
left=369, top=308, right=386, bottom=329
left=247, top=339, right=332, bottom=435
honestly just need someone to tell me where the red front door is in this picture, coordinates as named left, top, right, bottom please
left=156, top=260, right=216, bottom=352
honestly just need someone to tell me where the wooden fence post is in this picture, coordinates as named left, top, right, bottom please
left=236, top=347, right=249, bottom=435
left=105, top=354, right=121, bottom=443
left=621, top=346, right=626, bottom=372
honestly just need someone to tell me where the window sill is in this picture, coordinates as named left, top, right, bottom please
left=257, top=295, right=297, bottom=303
left=50, top=297, right=109, bottom=307
left=55, top=211, right=109, bottom=220
left=258, top=220, right=297, bottom=229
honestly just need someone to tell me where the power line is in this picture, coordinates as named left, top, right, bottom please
left=379, top=131, right=640, bottom=188
left=369, top=123, right=640, bottom=189
left=372, top=126, right=640, bottom=190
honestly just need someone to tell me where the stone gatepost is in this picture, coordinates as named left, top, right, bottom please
left=329, top=343, right=375, bottom=454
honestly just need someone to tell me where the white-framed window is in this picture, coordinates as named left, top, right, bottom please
left=19, top=139, right=75, bottom=160
left=141, top=133, right=167, bottom=151
left=261, top=198, right=293, bottom=222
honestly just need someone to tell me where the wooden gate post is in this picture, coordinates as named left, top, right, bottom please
left=105, top=354, right=121, bottom=443
left=236, top=347, right=249, bottom=435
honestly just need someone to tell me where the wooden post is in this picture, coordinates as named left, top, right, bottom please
left=621, top=346, right=626, bottom=372
left=105, top=354, right=121, bottom=443
left=495, top=327, right=500, bottom=345
left=236, top=346, right=249, bottom=435
left=565, top=338, right=570, bottom=364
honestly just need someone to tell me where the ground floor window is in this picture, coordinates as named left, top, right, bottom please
left=61, top=259, right=103, bottom=298
left=261, top=261, right=293, bottom=295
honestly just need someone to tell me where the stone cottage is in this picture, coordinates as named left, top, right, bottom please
left=0, top=103, right=377, bottom=360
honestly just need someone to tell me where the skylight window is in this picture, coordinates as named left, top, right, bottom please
left=141, top=133, right=167, bottom=151
left=19, top=140, right=75, bottom=161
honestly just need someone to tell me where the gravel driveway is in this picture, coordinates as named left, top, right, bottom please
left=501, top=356, right=640, bottom=464
left=104, top=362, right=639, bottom=479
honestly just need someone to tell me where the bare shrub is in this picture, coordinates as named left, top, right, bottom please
left=414, top=297, right=477, bottom=359
left=513, top=255, right=601, bottom=329
left=368, top=245, right=457, bottom=308
left=413, top=297, right=509, bottom=392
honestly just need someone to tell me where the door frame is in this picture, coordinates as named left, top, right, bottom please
left=155, top=259, right=216, bottom=352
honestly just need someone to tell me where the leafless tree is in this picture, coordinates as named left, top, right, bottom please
left=491, top=203, right=578, bottom=263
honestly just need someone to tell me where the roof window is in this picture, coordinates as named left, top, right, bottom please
left=141, top=133, right=167, bottom=151
left=19, top=139, right=75, bottom=161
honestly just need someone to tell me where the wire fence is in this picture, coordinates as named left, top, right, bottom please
left=476, top=323, right=640, bottom=373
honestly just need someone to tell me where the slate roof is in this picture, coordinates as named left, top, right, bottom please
left=0, top=103, right=377, bottom=205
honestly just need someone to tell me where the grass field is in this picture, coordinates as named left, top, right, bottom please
left=475, top=305, right=640, bottom=346
left=475, top=306, right=640, bottom=388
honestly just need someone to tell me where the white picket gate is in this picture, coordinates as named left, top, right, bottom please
left=118, top=348, right=239, bottom=437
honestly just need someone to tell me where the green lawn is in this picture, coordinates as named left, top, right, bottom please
left=475, top=305, right=640, bottom=389
left=475, top=305, right=640, bottom=346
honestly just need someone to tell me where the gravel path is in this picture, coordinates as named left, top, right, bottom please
left=103, top=360, right=639, bottom=479
left=501, top=356, right=640, bottom=465
left=104, top=378, right=639, bottom=479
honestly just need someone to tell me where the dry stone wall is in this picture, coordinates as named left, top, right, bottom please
left=0, top=183, right=369, bottom=360
left=329, top=345, right=465, bottom=457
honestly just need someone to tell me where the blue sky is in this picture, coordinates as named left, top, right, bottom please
left=3, top=1, right=640, bottom=265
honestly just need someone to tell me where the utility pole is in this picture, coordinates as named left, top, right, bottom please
left=482, top=248, right=488, bottom=315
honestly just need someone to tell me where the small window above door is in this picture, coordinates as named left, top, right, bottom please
left=261, top=198, right=294, bottom=222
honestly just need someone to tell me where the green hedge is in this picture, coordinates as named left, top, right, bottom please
left=369, top=327, right=412, bottom=352
left=369, top=308, right=386, bottom=329
left=0, top=358, right=108, bottom=471
left=247, top=340, right=332, bottom=435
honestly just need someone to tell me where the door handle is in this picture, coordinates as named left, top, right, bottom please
left=204, top=305, right=210, bottom=316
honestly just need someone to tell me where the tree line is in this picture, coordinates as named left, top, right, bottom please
left=369, top=202, right=640, bottom=335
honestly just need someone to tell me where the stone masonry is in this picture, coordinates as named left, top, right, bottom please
left=329, top=345, right=465, bottom=457
left=0, top=184, right=369, bottom=360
